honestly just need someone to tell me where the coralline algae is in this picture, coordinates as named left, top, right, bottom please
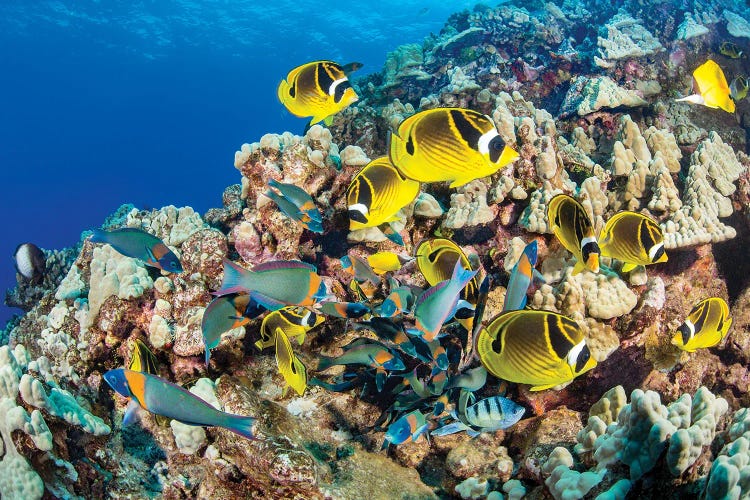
left=4, top=0, right=750, bottom=498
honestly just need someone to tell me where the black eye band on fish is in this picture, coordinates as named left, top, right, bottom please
left=581, top=238, right=600, bottom=263
left=679, top=321, right=695, bottom=346
left=487, top=135, right=506, bottom=163
left=333, top=79, right=352, bottom=103
left=574, top=344, right=592, bottom=373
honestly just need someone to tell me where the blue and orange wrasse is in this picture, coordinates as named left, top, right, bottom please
left=378, top=284, right=416, bottom=317
left=503, top=240, right=543, bottom=312
left=103, top=369, right=257, bottom=440
left=318, top=300, right=370, bottom=319
left=264, top=188, right=323, bottom=233
left=256, top=306, right=324, bottom=350
left=414, top=238, right=481, bottom=308
left=90, top=228, right=182, bottom=273
left=382, top=410, right=429, bottom=448
left=268, top=179, right=322, bottom=222
left=354, top=318, right=418, bottom=358
left=216, top=259, right=326, bottom=311
left=202, top=294, right=254, bottom=365
left=317, top=343, right=405, bottom=372
left=340, top=254, right=381, bottom=285
left=413, top=260, right=478, bottom=341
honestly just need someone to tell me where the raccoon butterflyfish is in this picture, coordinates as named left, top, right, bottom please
left=14, top=242, right=46, bottom=284
left=347, top=157, right=421, bottom=245
left=598, top=211, right=667, bottom=272
left=274, top=327, right=308, bottom=396
left=719, top=41, right=745, bottom=59
left=90, top=228, right=183, bottom=273
left=128, top=339, right=158, bottom=375
left=367, top=251, right=414, bottom=275
left=277, top=60, right=360, bottom=126
left=104, top=369, right=257, bottom=439
left=503, top=240, right=544, bottom=312
left=413, top=260, right=478, bottom=341
left=476, top=309, right=597, bottom=391
left=730, top=76, right=749, bottom=102
left=671, top=297, right=732, bottom=352
left=388, top=107, right=519, bottom=188
left=216, top=259, right=327, bottom=311
left=256, top=307, right=323, bottom=350
left=415, top=238, right=481, bottom=305
left=547, top=194, right=600, bottom=275
left=675, top=59, right=735, bottom=113
left=202, top=294, right=254, bottom=365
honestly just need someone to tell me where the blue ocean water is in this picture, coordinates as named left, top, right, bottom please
left=0, top=0, right=480, bottom=326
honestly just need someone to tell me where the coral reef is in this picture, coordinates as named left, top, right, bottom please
left=5, top=0, right=750, bottom=497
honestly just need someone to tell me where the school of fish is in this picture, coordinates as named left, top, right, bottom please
left=52, top=54, right=737, bottom=446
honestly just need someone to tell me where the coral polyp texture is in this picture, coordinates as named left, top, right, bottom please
left=5, top=0, right=750, bottom=497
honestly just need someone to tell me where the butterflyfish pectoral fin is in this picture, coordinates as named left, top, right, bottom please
left=122, top=399, right=142, bottom=426
left=571, top=260, right=586, bottom=275
left=323, top=115, right=335, bottom=126
left=621, top=262, right=638, bottom=273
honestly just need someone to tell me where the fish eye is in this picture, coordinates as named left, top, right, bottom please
left=488, top=135, right=506, bottom=162
left=678, top=322, right=693, bottom=345
left=574, top=345, right=591, bottom=373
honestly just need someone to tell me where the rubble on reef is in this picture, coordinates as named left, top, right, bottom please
left=4, top=0, right=750, bottom=498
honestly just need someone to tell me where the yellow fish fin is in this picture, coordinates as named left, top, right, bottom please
left=529, top=382, right=559, bottom=392
left=621, top=262, right=638, bottom=273
left=723, top=317, right=733, bottom=337
left=571, top=260, right=586, bottom=275
left=323, top=115, right=335, bottom=126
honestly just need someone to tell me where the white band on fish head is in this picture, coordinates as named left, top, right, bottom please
left=566, top=339, right=586, bottom=369
left=329, top=77, right=349, bottom=96
left=348, top=203, right=369, bottom=217
left=580, top=236, right=598, bottom=250
left=477, top=129, right=500, bottom=154
left=648, top=242, right=664, bottom=261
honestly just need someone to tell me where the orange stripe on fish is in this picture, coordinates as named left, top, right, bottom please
left=124, top=370, right=149, bottom=410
